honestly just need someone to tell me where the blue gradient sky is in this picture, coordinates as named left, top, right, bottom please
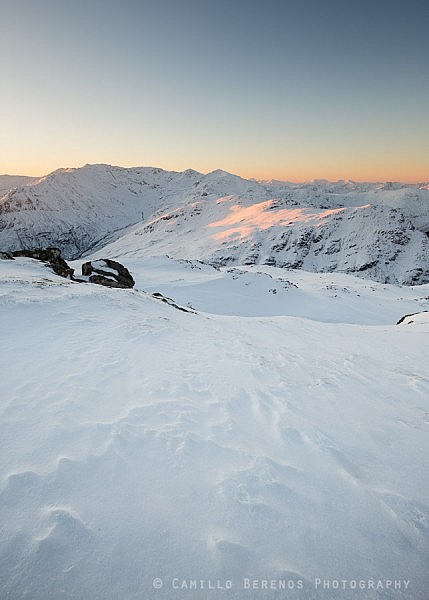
left=1, top=0, right=428, bottom=181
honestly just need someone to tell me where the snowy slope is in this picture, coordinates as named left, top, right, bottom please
left=91, top=194, right=429, bottom=285
left=73, top=254, right=429, bottom=324
left=0, top=174, right=38, bottom=196
left=1, top=256, right=428, bottom=599
left=0, top=164, right=203, bottom=258
left=1, top=164, right=429, bottom=284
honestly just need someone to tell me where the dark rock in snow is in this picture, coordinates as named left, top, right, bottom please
left=80, top=259, right=135, bottom=288
left=396, top=310, right=429, bottom=325
left=4, top=246, right=136, bottom=289
left=152, top=292, right=195, bottom=313
left=11, top=247, right=75, bottom=278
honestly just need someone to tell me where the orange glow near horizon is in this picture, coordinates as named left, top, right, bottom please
left=1, top=158, right=428, bottom=185
left=237, top=164, right=429, bottom=185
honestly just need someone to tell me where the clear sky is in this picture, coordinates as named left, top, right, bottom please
left=1, top=0, right=428, bottom=181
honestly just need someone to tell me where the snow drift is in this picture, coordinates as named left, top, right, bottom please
left=0, top=256, right=428, bottom=599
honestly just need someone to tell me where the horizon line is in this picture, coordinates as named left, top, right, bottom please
left=1, top=163, right=428, bottom=186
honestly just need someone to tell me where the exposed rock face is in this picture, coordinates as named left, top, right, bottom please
left=80, top=259, right=135, bottom=288
left=11, top=248, right=75, bottom=278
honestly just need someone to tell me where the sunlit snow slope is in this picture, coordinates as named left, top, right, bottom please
left=1, top=256, right=428, bottom=600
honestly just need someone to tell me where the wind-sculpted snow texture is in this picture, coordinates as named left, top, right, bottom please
left=1, top=256, right=428, bottom=599
left=1, top=164, right=428, bottom=284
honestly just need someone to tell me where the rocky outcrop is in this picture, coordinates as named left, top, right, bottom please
left=79, top=259, right=135, bottom=288
left=11, top=248, right=75, bottom=278
left=2, top=247, right=135, bottom=289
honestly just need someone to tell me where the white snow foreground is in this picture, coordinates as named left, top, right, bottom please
left=0, top=257, right=428, bottom=600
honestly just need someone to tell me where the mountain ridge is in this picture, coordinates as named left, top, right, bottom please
left=1, top=164, right=428, bottom=284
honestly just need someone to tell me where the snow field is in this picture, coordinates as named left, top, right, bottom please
left=0, top=257, right=428, bottom=599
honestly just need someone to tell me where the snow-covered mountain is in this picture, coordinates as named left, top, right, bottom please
left=0, top=164, right=203, bottom=259
left=1, top=164, right=428, bottom=284
left=0, top=174, right=39, bottom=196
